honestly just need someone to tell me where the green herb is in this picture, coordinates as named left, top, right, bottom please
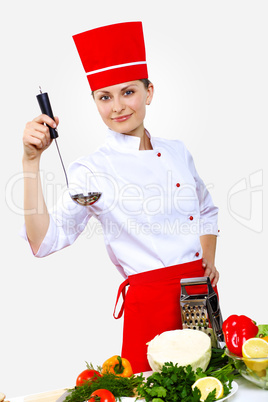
left=203, top=347, right=239, bottom=390
left=137, top=363, right=218, bottom=402
left=207, top=348, right=229, bottom=369
left=64, top=372, right=144, bottom=402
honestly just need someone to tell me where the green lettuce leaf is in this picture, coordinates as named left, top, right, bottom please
left=257, top=325, right=268, bottom=337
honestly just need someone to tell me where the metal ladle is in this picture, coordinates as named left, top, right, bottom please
left=36, top=88, right=102, bottom=206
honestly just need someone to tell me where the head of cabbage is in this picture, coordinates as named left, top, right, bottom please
left=147, top=329, right=212, bottom=372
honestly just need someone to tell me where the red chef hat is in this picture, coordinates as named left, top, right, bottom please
left=72, top=21, right=148, bottom=91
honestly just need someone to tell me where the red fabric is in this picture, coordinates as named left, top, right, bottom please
left=86, top=64, right=148, bottom=92
left=73, top=21, right=148, bottom=91
left=113, top=260, right=219, bottom=374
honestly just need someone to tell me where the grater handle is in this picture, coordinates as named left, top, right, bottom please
left=180, top=276, right=215, bottom=297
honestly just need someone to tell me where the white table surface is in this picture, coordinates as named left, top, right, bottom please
left=8, top=377, right=268, bottom=402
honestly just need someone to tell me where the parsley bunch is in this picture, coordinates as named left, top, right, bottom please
left=137, top=363, right=214, bottom=402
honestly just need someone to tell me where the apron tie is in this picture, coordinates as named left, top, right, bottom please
left=113, top=278, right=129, bottom=319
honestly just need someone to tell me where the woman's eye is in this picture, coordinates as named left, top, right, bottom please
left=124, top=90, right=134, bottom=96
left=100, top=95, right=110, bottom=101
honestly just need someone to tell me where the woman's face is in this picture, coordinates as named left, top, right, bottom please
left=94, top=80, right=154, bottom=137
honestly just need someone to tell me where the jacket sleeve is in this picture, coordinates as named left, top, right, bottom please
left=20, top=162, right=94, bottom=257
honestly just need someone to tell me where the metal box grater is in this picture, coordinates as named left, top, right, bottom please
left=180, top=276, right=225, bottom=349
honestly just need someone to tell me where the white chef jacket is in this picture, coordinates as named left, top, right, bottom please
left=22, top=129, right=218, bottom=279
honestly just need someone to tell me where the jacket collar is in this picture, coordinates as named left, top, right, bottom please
left=106, top=129, right=153, bottom=151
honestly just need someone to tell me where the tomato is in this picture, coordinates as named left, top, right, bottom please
left=88, top=389, right=116, bottom=402
left=76, top=369, right=101, bottom=387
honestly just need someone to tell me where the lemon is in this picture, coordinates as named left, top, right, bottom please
left=242, top=337, right=268, bottom=374
left=192, top=376, right=224, bottom=401
left=0, top=393, right=6, bottom=402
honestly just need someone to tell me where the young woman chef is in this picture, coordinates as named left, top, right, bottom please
left=22, top=21, right=220, bottom=373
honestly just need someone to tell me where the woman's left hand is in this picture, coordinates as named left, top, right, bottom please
left=202, top=258, right=219, bottom=287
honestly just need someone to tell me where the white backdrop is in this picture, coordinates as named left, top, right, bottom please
left=1, top=0, right=268, bottom=397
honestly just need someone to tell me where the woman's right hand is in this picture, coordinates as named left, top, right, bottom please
left=23, top=114, right=59, bottom=161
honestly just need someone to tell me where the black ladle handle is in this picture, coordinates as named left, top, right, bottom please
left=36, top=91, right=58, bottom=139
left=36, top=89, right=69, bottom=188
left=36, top=89, right=102, bottom=207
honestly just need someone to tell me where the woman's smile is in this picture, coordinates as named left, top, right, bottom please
left=112, top=113, right=133, bottom=122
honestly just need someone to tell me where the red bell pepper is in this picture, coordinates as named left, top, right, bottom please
left=222, top=314, right=258, bottom=356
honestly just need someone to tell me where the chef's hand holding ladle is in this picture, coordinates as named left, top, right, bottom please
left=36, top=88, right=102, bottom=206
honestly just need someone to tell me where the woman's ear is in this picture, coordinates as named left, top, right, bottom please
left=146, top=82, right=154, bottom=105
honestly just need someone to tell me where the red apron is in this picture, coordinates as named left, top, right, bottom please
left=113, top=259, right=219, bottom=374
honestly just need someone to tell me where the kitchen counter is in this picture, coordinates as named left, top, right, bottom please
left=8, top=377, right=268, bottom=402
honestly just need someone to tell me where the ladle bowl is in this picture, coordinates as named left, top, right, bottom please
left=70, top=192, right=102, bottom=206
